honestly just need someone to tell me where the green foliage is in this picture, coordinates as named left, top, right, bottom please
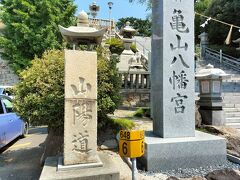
left=14, top=46, right=121, bottom=131
left=133, top=108, right=144, bottom=118
left=117, top=17, right=151, bottom=37
left=105, top=38, right=124, bottom=55
left=130, top=44, right=138, bottom=53
left=133, top=107, right=151, bottom=118
left=97, top=47, right=122, bottom=125
left=196, top=127, right=210, bottom=133
left=128, top=0, right=151, bottom=11
left=142, top=107, right=151, bottom=117
left=195, top=44, right=201, bottom=59
left=195, top=0, right=212, bottom=42
left=0, top=0, right=76, bottom=73
left=111, top=118, right=135, bottom=131
left=14, top=50, right=65, bottom=131
left=205, top=0, right=240, bottom=45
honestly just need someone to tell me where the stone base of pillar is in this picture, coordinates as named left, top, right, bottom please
left=138, top=131, right=226, bottom=171
left=57, top=156, right=103, bottom=171
left=40, top=152, right=120, bottom=180
left=200, top=109, right=226, bottom=126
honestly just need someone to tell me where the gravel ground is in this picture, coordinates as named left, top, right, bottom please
left=111, top=109, right=240, bottom=179
left=139, top=160, right=240, bottom=179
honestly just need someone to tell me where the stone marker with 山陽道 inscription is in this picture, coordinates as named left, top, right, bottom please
left=40, top=11, right=119, bottom=180
left=64, top=50, right=99, bottom=165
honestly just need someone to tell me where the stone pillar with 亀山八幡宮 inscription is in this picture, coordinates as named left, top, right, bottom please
left=140, top=0, right=227, bottom=172
left=151, top=0, right=195, bottom=138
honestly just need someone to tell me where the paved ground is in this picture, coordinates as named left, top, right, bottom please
left=0, top=126, right=48, bottom=180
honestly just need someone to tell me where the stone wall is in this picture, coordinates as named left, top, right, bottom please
left=0, top=58, right=19, bottom=85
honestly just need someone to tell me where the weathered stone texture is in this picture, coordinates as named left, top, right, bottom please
left=64, top=50, right=98, bottom=165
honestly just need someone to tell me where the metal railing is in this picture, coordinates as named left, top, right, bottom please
left=118, top=71, right=151, bottom=93
left=134, top=39, right=151, bottom=57
left=205, top=48, right=240, bottom=72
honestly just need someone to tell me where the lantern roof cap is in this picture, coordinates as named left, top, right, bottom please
left=196, top=64, right=230, bottom=79
left=58, top=25, right=107, bottom=45
left=119, top=21, right=137, bottom=37
left=78, top=10, right=89, bottom=25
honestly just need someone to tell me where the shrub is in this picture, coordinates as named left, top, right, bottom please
left=97, top=47, right=122, bottom=126
left=14, top=50, right=65, bottom=132
left=111, top=118, right=135, bottom=132
left=105, top=38, right=124, bottom=55
left=14, top=47, right=121, bottom=132
left=143, top=108, right=151, bottom=117
left=133, top=108, right=144, bottom=118
left=130, top=44, right=138, bottom=53
left=133, top=107, right=151, bottom=118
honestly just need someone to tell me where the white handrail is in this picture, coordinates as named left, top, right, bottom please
left=205, top=47, right=240, bottom=72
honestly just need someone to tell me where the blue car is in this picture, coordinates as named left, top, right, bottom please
left=0, top=95, right=28, bottom=148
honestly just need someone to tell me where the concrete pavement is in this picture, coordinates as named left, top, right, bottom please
left=0, top=126, right=48, bottom=180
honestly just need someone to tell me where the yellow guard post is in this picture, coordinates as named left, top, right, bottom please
left=119, top=130, right=144, bottom=158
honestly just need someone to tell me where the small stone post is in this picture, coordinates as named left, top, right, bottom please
left=198, top=32, right=209, bottom=59
left=220, top=49, right=223, bottom=65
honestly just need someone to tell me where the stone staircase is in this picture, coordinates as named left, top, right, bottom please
left=197, top=51, right=240, bottom=129
left=223, top=93, right=240, bottom=129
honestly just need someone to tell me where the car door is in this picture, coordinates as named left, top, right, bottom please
left=1, top=96, right=22, bottom=142
left=0, top=100, right=8, bottom=148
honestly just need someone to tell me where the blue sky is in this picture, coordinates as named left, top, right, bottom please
left=74, top=0, right=149, bottom=21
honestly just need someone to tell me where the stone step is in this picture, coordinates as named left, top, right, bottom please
left=226, top=112, right=240, bottom=118
left=223, top=100, right=240, bottom=104
left=225, top=122, right=240, bottom=129
left=223, top=108, right=240, bottom=112
left=223, top=93, right=240, bottom=96
left=223, top=104, right=240, bottom=108
left=226, top=117, right=240, bottom=123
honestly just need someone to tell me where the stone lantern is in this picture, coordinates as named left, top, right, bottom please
left=59, top=11, right=107, bottom=49
left=196, top=64, right=230, bottom=125
left=198, top=32, right=209, bottom=58
left=89, top=1, right=100, bottom=19
left=120, top=21, right=137, bottom=55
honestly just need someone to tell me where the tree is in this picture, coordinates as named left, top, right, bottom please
left=128, top=0, right=151, bottom=10
left=0, top=0, right=76, bottom=73
left=128, top=0, right=210, bottom=39
left=117, top=17, right=151, bottom=37
left=205, top=0, right=240, bottom=45
left=195, top=0, right=212, bottom=42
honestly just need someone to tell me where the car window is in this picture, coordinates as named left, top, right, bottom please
left=2, top=98, right=13, bottom=113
